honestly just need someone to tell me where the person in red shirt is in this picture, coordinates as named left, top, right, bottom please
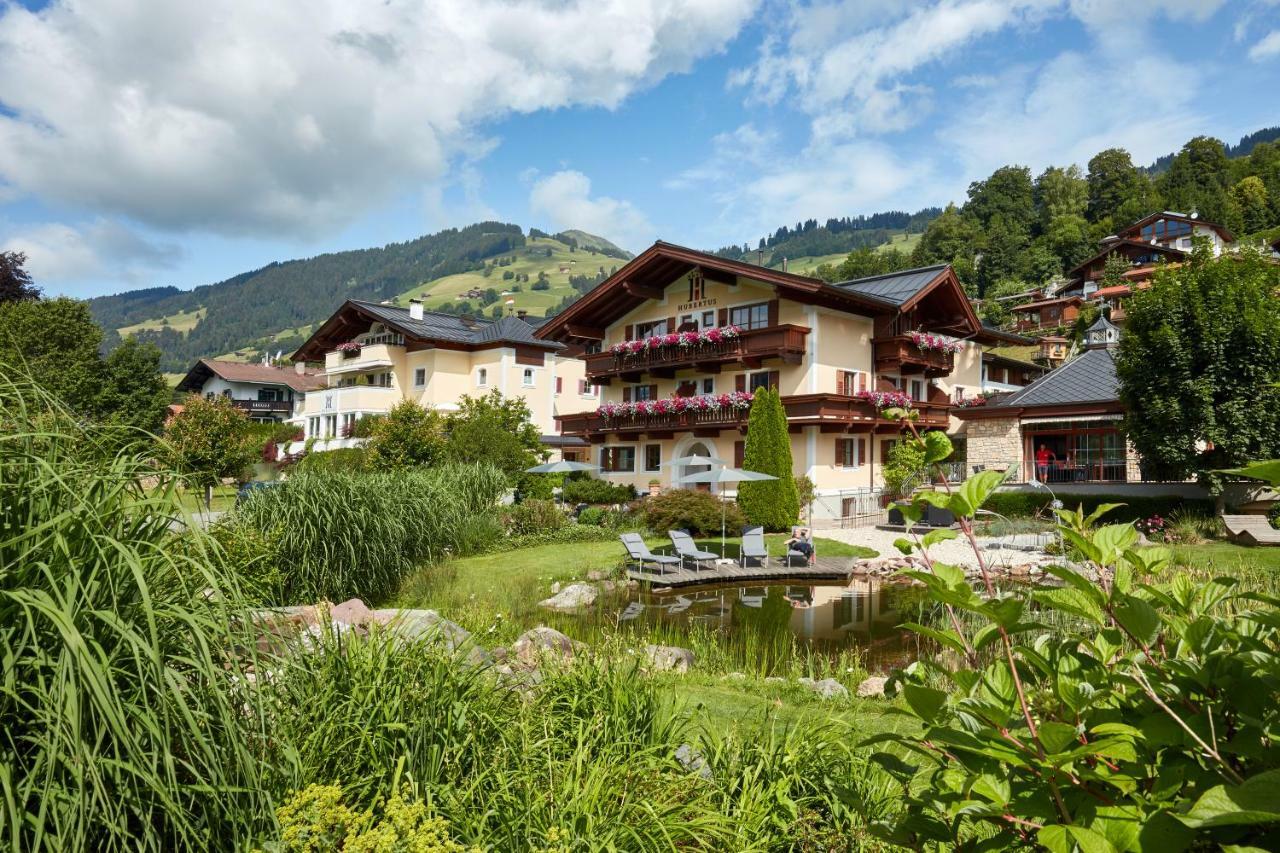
left=1035, top=444, right=1056, bottom=481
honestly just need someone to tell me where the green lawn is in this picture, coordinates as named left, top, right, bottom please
left=172, top=484, right=237, bottom=513
left=118, top=306, right=206, bottom=337
left=1173, top=540, right=1280, bottom=575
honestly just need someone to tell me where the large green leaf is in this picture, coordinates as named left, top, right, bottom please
left=950, top=470, right=1006, bottom=517
left=1038, top=720, right=1079, bottom=754
left=1216, top=459, right=1280, bottom=487
left=1038, top=824, right=1118, bottom=853
left=1179, top=769, right=1280, bottom=828
left=1113, top=596, right=1161, bottom=647
left=923, top=430, right=953, bottom=464
left=901, top=684, right=949, bottom=722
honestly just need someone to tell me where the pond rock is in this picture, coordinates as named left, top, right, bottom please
left=512, top=626, right=581, bottom=666
left=539, top=582, right=598, bottom=612
left=856, top=676, right=888, bottom=698
left=644, top=645, right=695, bottom=673
left=374, top=608, right=471, bottom=649
left=329, top=598, right=374, bottom=627
left=675, top=743, right=712, bottom=779
left=806, top=678, right=850, bottom=700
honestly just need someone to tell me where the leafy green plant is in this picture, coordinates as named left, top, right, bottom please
left=576, top=506, right=605, bottom=526
left=275, top=784, right=477, bottom=852
left=294, top=446, right=369, bottom=474
left=561, top=476, right=636, bottom=505
left=864, top=425, right=1280, bottom=850
left=162, top=393, right=257, bottom=507
left=504, top=498, right=565, bottom=536
left=366, top=400, right=446, bottom=470
left=641, top=487, right=744, bottom=537
left=882, top=437, right=926, bottom=498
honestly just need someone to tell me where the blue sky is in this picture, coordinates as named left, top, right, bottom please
left=2, top=0, right=1279, bottom=299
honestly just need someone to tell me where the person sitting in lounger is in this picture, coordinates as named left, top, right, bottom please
left=785, top=528, right=814, bottom=565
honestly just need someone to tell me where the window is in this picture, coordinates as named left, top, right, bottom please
left=634, top=319, right=667, bottom=339
left=258, top=388, right=280, bottom=402
left=578, top=379, right=597, bottom=397
left=909, top=379, right=925, bottom=401
left=835, top=437, right=864, bottom=468
left=729, top=302, right=769, bottom=330
left=701, top=377, right=715, bottom=394
left=477, top=368, right=488, bottom=387
left=414, top=368, right=426, bottom=387
left=323, top=415, right=338, bottom=439
left=341, top=413, right=356, bottom=436
left=308, top=417, right=320, bottom=438
left=644, top=444, right=661, bottom=472
left=205, top=391, right=214, bottom=400
left=837, top=370, right=867, bottom=395
left=749, top=371, right=775, bottom=392
left=522, top=368, right=535, bottom=387
left=600, top=446, right=635, bottom=472
left=555, top=376, right=563, bottom=394
left=631, top=384, right=654, bottom=401
left=702, top=310, right=716, bottom=328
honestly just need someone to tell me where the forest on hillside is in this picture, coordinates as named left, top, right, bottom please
left=815, top=130, right=1280, bottom=308
left=713, top=208, right=941, bottom=263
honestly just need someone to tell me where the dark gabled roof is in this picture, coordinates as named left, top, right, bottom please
left=1010, top=295, right=1084, bottom=312
left=832, top=264, right=949, bottom=305
left=292, top=300, right=564, bottom=361
left=985, top=347, right=1118, bottom=409
left=1116, top=211, right=1235, bottom=243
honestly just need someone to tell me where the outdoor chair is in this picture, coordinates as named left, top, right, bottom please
left=740, top=526, right=768, bottom=567
left=619, top=533, right=680, bottom=574
left=668, top=529, right=717, bottom=571
left=781, top=538, right=815, bottom=568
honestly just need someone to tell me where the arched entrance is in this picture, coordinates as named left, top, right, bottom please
left=678, top=439, right=715, bottom=493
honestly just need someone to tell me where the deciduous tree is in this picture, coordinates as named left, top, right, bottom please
left=366, top=400, right=446, bottom=470
left=445, top=388, right=545, bottom=484
left=0, top=250, right=39, bottom=302
left=162, top=394, right=256, bottom=508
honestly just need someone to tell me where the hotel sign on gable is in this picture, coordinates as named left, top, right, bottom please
left=677, top=298, right=717, bottom=312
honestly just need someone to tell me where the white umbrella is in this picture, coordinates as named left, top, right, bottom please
left=665, top=454, right=728, bottom=468
left=524, top=460, right=600, bottom=474
left=678, top=466, right=778, bottom=556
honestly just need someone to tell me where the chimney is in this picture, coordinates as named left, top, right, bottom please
left=781, top=256, right=788, bottom=273
left=409, top=298, right=423, bottom=321
left=459, top=313, right=477, bottom=329
left=294, top=361, right=306, bottom=375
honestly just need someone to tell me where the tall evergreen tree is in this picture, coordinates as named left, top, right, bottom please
left=736, top=388, right=799, bottom=531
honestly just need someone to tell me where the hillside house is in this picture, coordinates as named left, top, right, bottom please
left=176, top=359, right=325, bottom=424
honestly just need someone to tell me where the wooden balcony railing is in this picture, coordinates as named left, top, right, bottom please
left=232, top=399, right=292, bottom=414
left=558, top=393, right=950, bottom=438
left=583, top=324, right=808, bottom=381
left=872, top=335, right=955, bottom=376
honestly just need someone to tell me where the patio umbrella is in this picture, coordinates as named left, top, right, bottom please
left=523, top=460, right=600, bottom=474
left=678, top=466, right=778, bottom=556
left=665, top=453, right=728, bottom=468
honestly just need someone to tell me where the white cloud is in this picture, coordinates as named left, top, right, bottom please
left=0, top=0, right=758, bottom=237
left=2, top=219, right=183, bottom=293
left=1250, top=29, right=1280, bottom=59
left=528, top=170, right=655, bottom=251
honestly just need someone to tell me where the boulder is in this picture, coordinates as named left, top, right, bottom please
left=643, top=645, right=695, bottom=673
left=538, top=583, right=598, bottom=612
left=586, top=569, right=610, bottom=581
left=807, top=678, right=849, bottom=700
left=675, top=743, right=712, bottom=780
left=374, top=608, right=488, bottom=664
left=329, top=598, right=374, bottom=627
left=511, top=626, right=581, bottom=667
left=856, top=676, right=888, bottom=698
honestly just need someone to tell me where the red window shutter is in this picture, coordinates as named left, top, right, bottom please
left=735, top=374, right=746, bottom=393
left=768, top=370, right=780, bottom=390
left=767, top=299, right=779, bottom=327
left=555, top=377, right=563, bottom=393
left=622, top=387, right=631, bottom=402
left=857, top=438, right=866, bottom=466
left=649, top=384, right=658, bottom=400
left=718, top=308, right=728, bottom=326
left=834, top=438, right=844, bottom=467
left=836, top=373, right=845, bottom=396
left=859, top=373, right=868, bottom=393
left=624, top=324, right=633, bottom=340
left=734, top=440, right=745, bottom=468
left=666, top=316, right=675, bottom=334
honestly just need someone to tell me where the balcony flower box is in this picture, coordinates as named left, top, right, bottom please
left=909, top=331, right=965, bottom=354
left=854, top=389, right=913, bottom=410
left=608, top=325, right=742, bottom=363
left=597, top=390, right=754, bottom=421
left=335, top=341, right=362, bottom=359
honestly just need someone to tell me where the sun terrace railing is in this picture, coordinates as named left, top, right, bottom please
left=871, top=334, right=956, bottom=375
left=583, top=325, right=808, bottom=380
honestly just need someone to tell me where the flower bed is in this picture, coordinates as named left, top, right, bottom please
left=597, top=390, right=754, bottom=420
left=853, top=389, right=912, bottom=410
left=909, top=331, right=965, bottom=354
left=608, top=326, right=742, bottom=359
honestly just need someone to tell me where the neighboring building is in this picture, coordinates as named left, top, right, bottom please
left=288, top=299, right=592, bottom=457
left=175, top=358, right=325, bottom=423
left=981, top=351, right=1046, bottom=394
left=1009, top=295, right=1083, bottom=333
left=1036, top=335, right=1071, bottom=367
left=954, top=315, right=1142, bottom=485
left=535, top=242, right=1036, bottom=521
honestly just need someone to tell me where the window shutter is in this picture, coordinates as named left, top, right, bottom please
left=768, top=370, right=780, bottom=390
left=555, top=377, right=563, bottom=393
left=836, top=372, right=845, bottom=396
left=767, top=299, right=779, bottom=327
left=666, top=316, right=676, bottom=334
left=881, top=439, right=894, bottom=463
left=718, top=308, right=728, bottom=326
left=734, top=440, right=745, bottom=468
left=834, top=438, right=843, bottom=467
left=624, top=324, right=633, bottom=340
left=649, top=384, right=658, bottom=400
left=622, top=387, right=631, bottom=402
left=735, top=374, right=746, bottom=393
left=858, top=373, right=868, bottom=393
left=856, top=438, right=866, bottom=467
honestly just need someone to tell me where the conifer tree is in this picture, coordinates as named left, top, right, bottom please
left=737, top=388, right=799, bottom=530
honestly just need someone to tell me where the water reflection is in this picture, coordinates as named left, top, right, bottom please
left=590, top=578, right=929, bottom=672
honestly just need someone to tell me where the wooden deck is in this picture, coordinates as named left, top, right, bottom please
left=626, top=556, right=856, bottom=588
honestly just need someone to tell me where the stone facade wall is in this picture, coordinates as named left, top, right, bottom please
left=964, top=417, right=1023, bottom=476
left=1125, top=440, right=1142, bottom=482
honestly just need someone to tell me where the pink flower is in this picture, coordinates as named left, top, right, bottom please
left=680, top=331, right=700, bottom=346
left=704, top=327, right=723, bottom=344
left=627, top=340, right=645, bottom=354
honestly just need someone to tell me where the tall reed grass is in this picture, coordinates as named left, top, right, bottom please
left=235, top=464, right=506, bottom=603
left=0, top=372, right=278, bottom=851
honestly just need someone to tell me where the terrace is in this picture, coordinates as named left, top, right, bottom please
left=871, top=334, right=956, bottom=376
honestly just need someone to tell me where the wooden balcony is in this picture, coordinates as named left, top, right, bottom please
left=232, top=399, right=292, bottom=415
left=583, top=324, right=808, bottom=382
left=872, top=335, right=955, bottom=376
left=558, top=393, right=950, bottom=440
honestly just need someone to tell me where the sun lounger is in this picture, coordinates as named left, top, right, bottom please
left=620, top=533, right=681, bottom=574
left=668, top=529, right=717, bottom=571
left=1222, top=514, right=1280, bottom=546
left=740, top=526, right=768, bottom=567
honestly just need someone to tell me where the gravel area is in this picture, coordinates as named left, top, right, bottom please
left=821, top=526, right=1052, bottom=569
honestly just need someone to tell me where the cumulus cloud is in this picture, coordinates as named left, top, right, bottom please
left=0, top=0, right=758, bottom=237
left=1250, top=29, right=1280, bottom=59
left=2, top=219, right=183, bottom=294
left=528, top=170, right=655, bottom=251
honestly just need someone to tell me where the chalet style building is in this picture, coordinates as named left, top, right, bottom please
left=955, top=316, right=1138, bottom=484
left=1011, top=211, right=1235, bottom=329
left=536, top=242, right=1037, bottom=521
left=288, top=300, right=590, bottom=455
left=176, top=358, right=326, bottom=423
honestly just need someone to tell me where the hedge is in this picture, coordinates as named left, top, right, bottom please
left=984, top=491, right=1214, bottom=522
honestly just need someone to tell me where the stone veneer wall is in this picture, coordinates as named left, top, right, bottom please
left=965, top=417, right=1023, bottom=476
left=1125, top=440, right=1142, bottom=482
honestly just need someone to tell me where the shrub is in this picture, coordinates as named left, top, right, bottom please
left=576, top=506, right=605, bottom=526
left=346, top=413, right=383, bottom=439
left=882, top=439, right=925, bottom=498
left=737, top=389, right=799, bottom=530
left=235, top=464, right=506, bottom=602
left=1269, top=502, right=1280, bottom=530
left=504, top=498, right=566, bottom=536
left=366, top=401, right=446, bottom=470
left=295, top=446, right=369, bottom=474
left=0, top=372, right=275, bottom=850
left=204, top=518, right=285, bottom=600
left=275, top=784, right=475, bottom=852
left=984, top=490, right=1215, bottom=522
left=561, top=476, right=636, bottom=505
left=642, top=488, right=744, bottom=536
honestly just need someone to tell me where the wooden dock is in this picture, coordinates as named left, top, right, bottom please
left=626, top=556, right=856, bottom=589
